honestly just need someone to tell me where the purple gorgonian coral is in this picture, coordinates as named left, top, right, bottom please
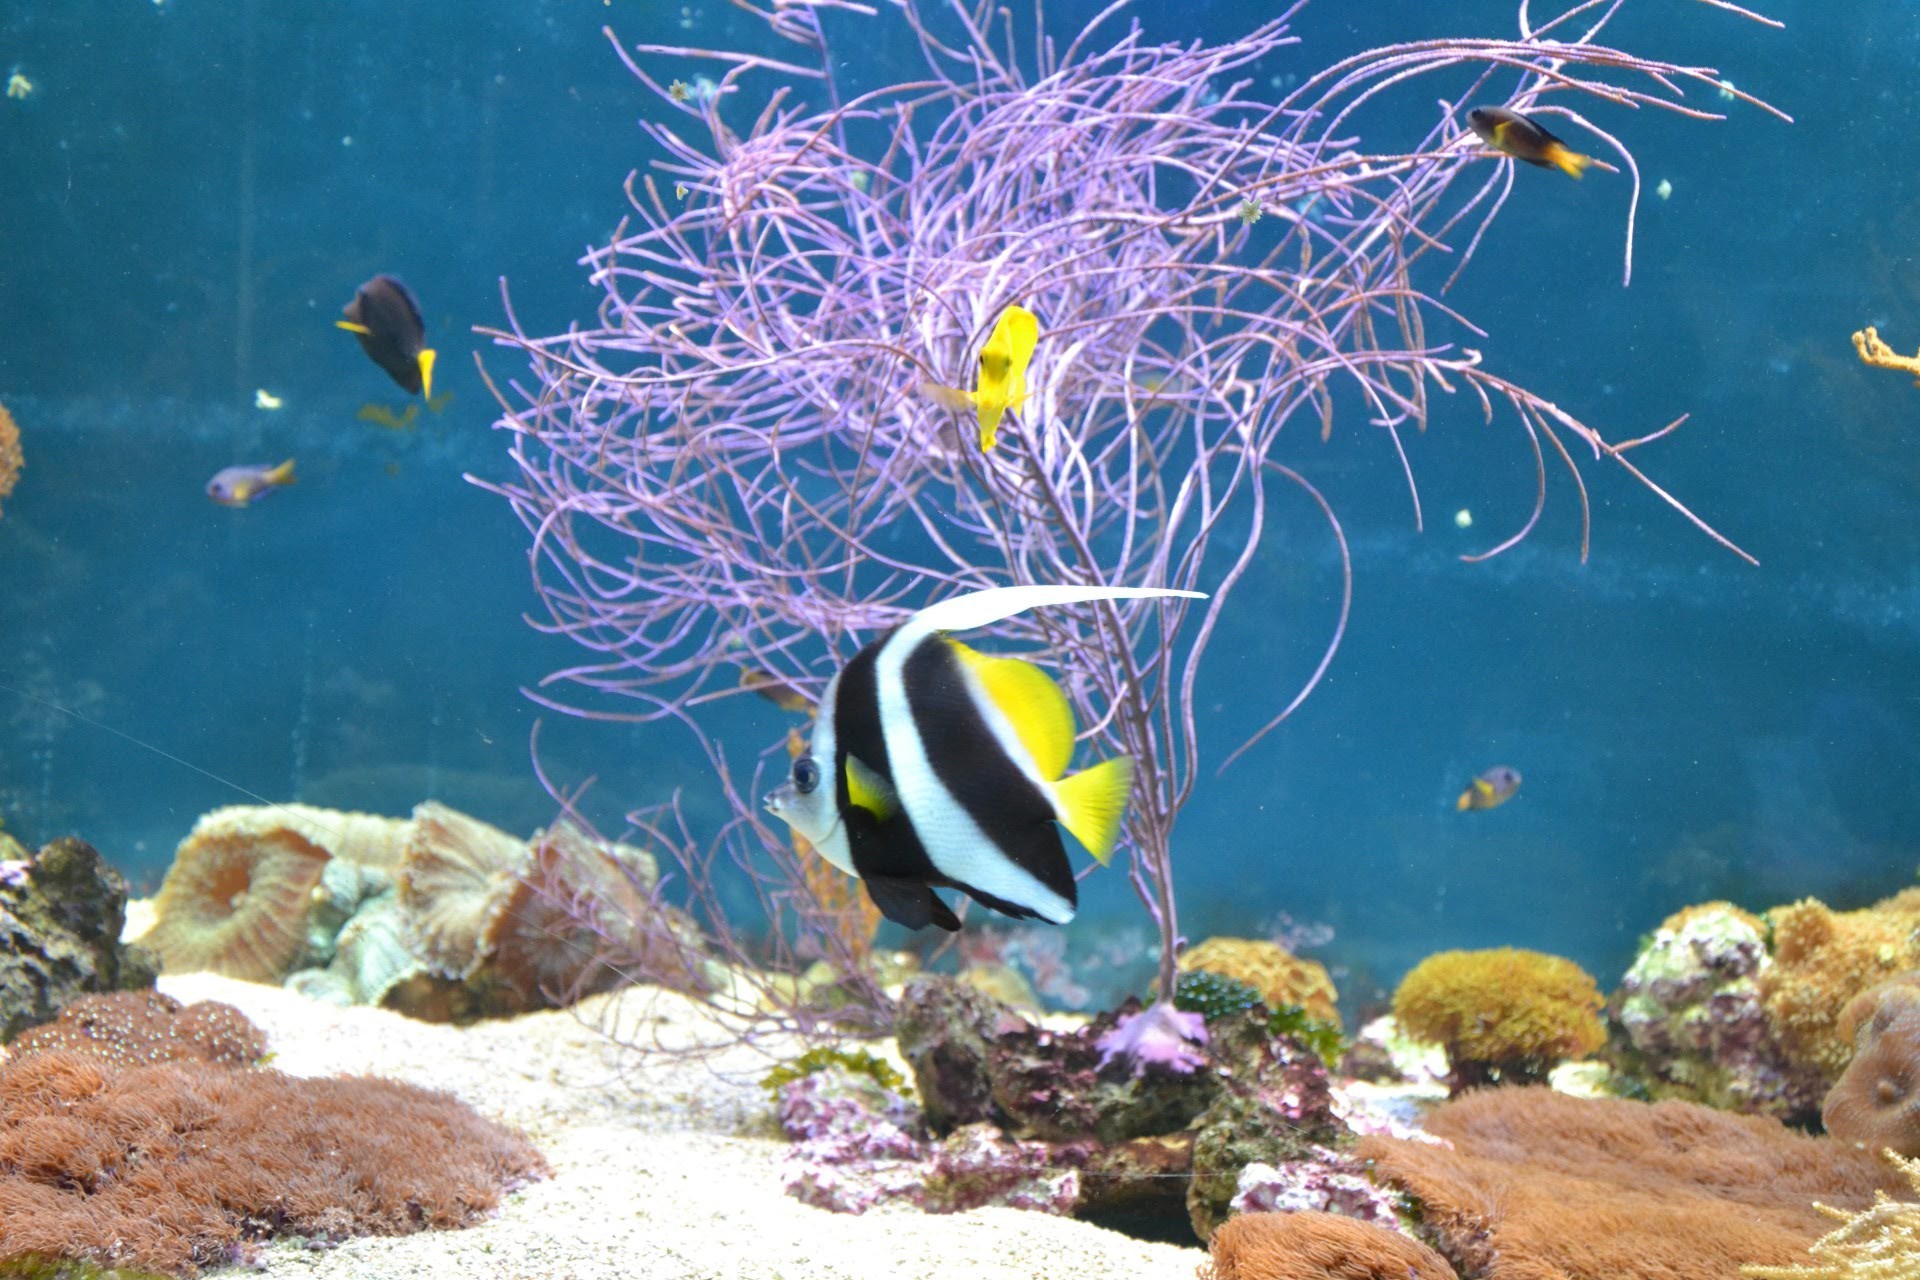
left=478, top=0, right=1783, bottom=1011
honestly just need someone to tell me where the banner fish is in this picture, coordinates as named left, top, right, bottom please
left=206, top=459, right=295, bottom=508
left=1467, top=106, right=1594, bottom=180
left=763, top=582, right=1205, bottom=931
left=918, top=304, right=1039, bottom=451
left=1456, top=765, right=1522, bottom=812
left=337, top=275, right=437, bottom=398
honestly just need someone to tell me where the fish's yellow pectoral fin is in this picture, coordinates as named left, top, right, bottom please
left=417, top=347, right=437, bottom=400
left=950, top=642, right=1077, bottom=779
left=335, top=320, right=373, bottom=335
left=1053, top=756, right=1135, bottom=866
left=845, top=754, right=899, bottom=821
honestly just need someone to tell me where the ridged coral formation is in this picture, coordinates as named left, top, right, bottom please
left=1615, top=901, right=1825, bottom=1121
left=1823, top=975, right=1920, bottom=1157
left=0, top=398, right=21, bottom=517
left=7, top=990, right=265, bottom=1068
left=1359, top=1087, right=1911, bottom=1280
left=1391, top=947, right=1605, bottom=1091
left=186, top=804, right=410, bottom=870
left=1762, top=890, right=1920, bottom=1080
left=137, top=821, right=331, bottom=982
left=1180, top=937, right=1340, bottom=1026
left=396, top=801, right=529, bottom=978
left=0, top=1048, right=548, bottom=1276
left=1202, top=1210, right=1459, bottom=1280
left=1743, top=1152, right=1920, bottom=1279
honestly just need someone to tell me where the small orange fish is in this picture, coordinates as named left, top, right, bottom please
left=741, top=668, right=814, bottom=714
left=1457, top=765, right=1522, bottom=812
left=1467, top=106, right=1594, bottom=180
left=206, top=459, right=295, bottom=508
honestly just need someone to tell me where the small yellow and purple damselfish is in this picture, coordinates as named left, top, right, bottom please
left=1467, top=106, right=1594, bottom=180
left=918, top=304, right=1039, bottom=451
left=337, top=275, right=437, bottom=398
left=206, top=459, right=296, bottom=508
left=1457, top=765, right=1522, bottom=812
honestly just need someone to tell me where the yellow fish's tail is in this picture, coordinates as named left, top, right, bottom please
left=1053, top=755, right=1135, bottom=866
left=265, top=459, right=297, bottom=487
left=1545, top=143, right=1594, bottom=180
left=417, top=348, right=437, bottom=400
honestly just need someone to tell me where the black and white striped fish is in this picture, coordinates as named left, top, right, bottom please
left=762, top=584, right=1206, bottom=931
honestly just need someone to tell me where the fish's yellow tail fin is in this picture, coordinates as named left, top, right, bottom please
left=266, top=459, right=297, bottom=487
left=1455, top=790, right=1473, bottom=811
left=1547, top=144, right=1594, bottom=180
left=1053, top=755, right=1134, bottom=866
left=417, top=348, right=437, bottom=400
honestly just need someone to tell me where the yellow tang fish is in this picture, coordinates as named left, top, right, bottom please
left=918, top=304, right=1039, bottom=451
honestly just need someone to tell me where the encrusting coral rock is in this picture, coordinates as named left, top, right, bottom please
left=1391, top=946, right=1605, bottom=1091
left=0, top=835, right=157, bottom=1042
left=1743, top=1151, right=1920, bottom=1280
left=1614, top=900, right=1825, bottom=1121
left=1762, top=891, right=1920, bottom=1082
left=1822, top=974, right=1920, bottom=1157
left=138, top=818, right=332, bottom=983
left=1202, top=1210, right=1459, bottom=1280
left=1180, top=937, right=1341, bottom=1026
left=1360, top=1087, right=1913, bottom=1280
left=7, top=990, right=266, bottom=1068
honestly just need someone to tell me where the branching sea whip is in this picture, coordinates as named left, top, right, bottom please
left=477, top=0, right=1784, bottom=1019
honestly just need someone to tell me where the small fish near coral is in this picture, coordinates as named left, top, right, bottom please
left=763, top=583, right=1204, bottom=932
left=1456, top=764, right=1521, bottom=811
left=206, top=459, right=296, bottom=508
left=1468, top=105, right=1597, bottom=179
left=338, top=273, right=437, bottom=398
left=917, top=303, right=1039, bottom=451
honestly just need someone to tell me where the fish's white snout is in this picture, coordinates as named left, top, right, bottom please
left=763, top=782, right=795, bottom=821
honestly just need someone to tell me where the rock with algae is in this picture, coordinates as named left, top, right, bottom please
left=1742, top=1152, right=1920, bottom=1280
left=1615, top=901, right=1825, bottom=1121
left=1, top=834, right=158, bottom=1043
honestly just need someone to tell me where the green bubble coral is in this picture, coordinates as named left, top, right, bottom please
left=761, top=1045, right=908, bottom=1101
left=1392, top=946, right=1606, bottom=1093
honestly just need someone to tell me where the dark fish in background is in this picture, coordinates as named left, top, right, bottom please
left=1467, top=106, right=1594, bottom=180
left=762, top=583, right=1203, bottom=931
left=1457, top=765, right=1523, bottom=812
left=337, top=275, right=437, bottom=398
left=206, top=459, right=295, bottom=508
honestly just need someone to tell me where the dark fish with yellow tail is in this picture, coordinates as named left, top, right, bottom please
left=1468, top=106, right=1594, bottom=180
left=206, top=459, right=296, bottom=508
left=337, top=275, right=437, bottom=398
left=740, top=667, right=814, bottom=714
left=1457, top=765, right=1522, bottom=812
left=762, top=583, right=1205, bottom=931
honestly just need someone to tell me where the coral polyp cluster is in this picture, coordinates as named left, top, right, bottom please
left=1392, top=947, right=1606, bottom=1091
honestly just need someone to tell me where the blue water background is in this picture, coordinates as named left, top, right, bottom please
left=0, top=0, right=1914, bottom=1012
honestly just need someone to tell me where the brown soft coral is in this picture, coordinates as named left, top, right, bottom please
left=1360, top=1087, right=1912, bottom=1280
left=8, top=990, right=266, bottom=1068
left=1391, top=947, right=1605, bottom=1091
left=0, top=1048, right=548, bottom=1276
left=1180, top=937, right=1340, bottom=1026
left=1763, top=890, right=1920, bottom=1080
left=1823, top=975, right=1920, bottom=1157
left=1203, top=1210, right=1458, bottom=1280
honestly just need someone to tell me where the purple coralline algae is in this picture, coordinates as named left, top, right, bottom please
left=1096, top=1001, right=1210, bottom=1077
left=1230, top=1151, right=1402, bottom=1226
left=1614, top=902, right=1826, bottom=1122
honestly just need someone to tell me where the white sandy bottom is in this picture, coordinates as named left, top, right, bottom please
left=158, top=974, right=1206, bottom=1280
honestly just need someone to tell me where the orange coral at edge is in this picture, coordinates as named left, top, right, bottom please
left=0, top=398, right=21, bottom=517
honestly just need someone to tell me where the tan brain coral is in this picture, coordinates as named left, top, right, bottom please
left=396, top=801, right=531, bottom=979
left=0, top=399, right=20, bottom=517
left=1762, top=889, right=1920, bottom=1080
left=1179, top=936, right=1340, bottom=1025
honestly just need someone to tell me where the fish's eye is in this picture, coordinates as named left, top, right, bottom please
left=792, top=757, right=821, bottom=795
